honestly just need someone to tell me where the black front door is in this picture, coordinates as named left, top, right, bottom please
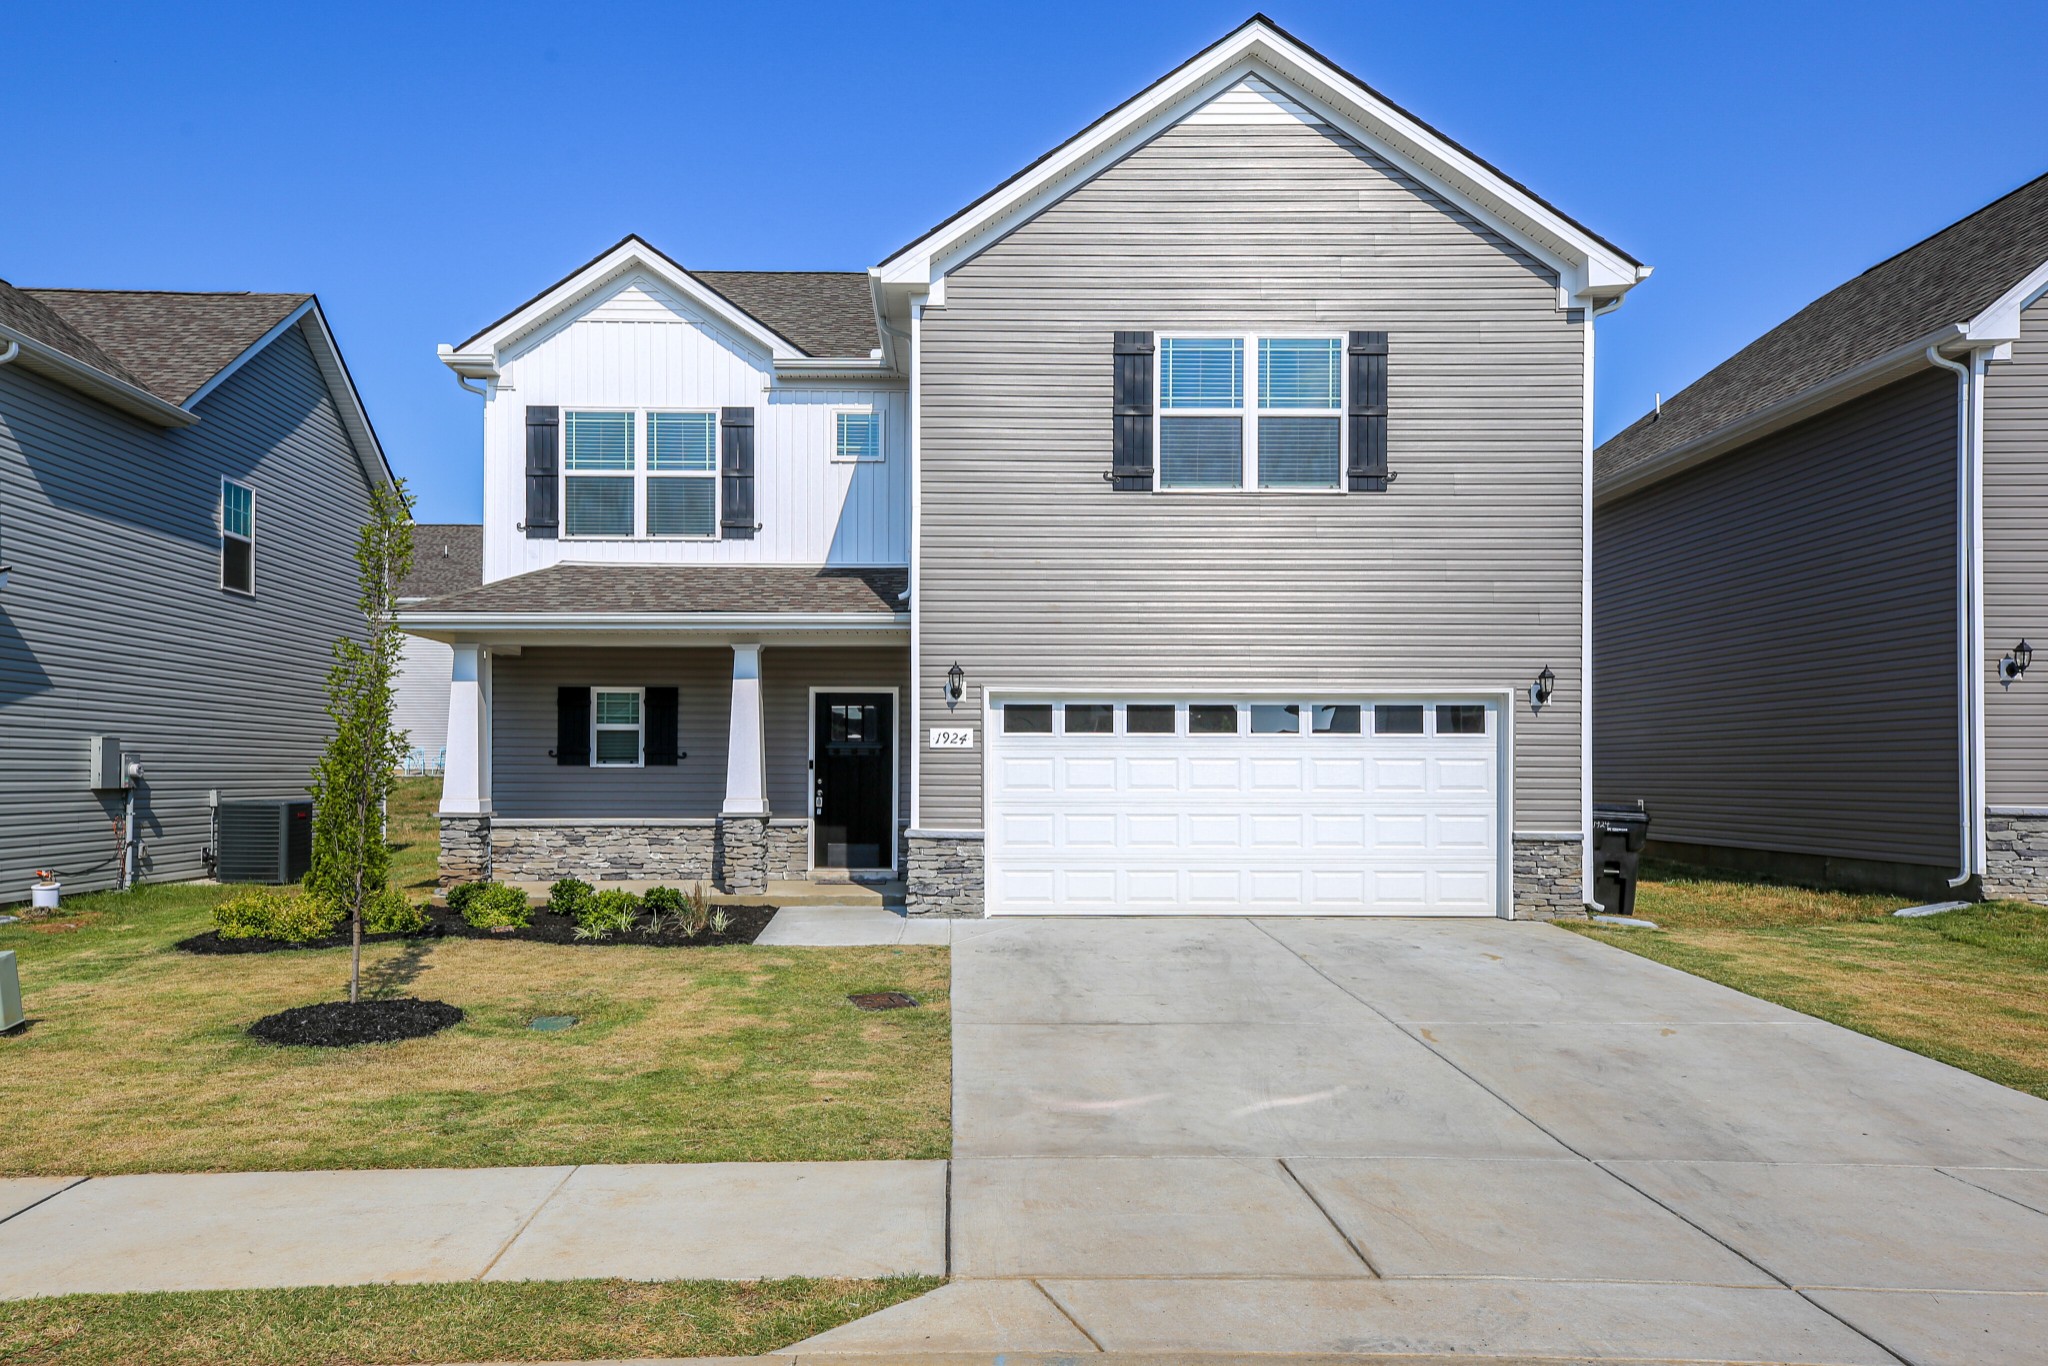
left=814, top=693, right=894, bottom=870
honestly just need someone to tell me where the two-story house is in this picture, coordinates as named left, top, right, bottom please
left=403, top=15, right=1649, bottom=918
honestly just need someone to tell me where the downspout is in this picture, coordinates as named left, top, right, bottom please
left=0, top=339, right=19, bottom=365
left=1579, top=293, right=1627, bottom=913
left=455, top=374, right=488, bottom=397
left=1926, top=344, right=1987, bottom=890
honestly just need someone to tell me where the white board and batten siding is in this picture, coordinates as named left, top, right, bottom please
left=480, top=271, right=907, bottom=583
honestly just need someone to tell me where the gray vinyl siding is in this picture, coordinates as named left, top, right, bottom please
left=1984, top=293, right=2048, bottom=808
left=490, top=647, right=731, bottom=818
left=0, top=324, right=375, bottom=901
left=490, top=643, right=908, bottom=821
left=917, top=117, right=1586, bottom=830
left=1593, top=369, right=1959, bottom=865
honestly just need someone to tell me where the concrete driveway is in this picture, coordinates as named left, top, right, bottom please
left=793, top=916, right=2048, bottom=1364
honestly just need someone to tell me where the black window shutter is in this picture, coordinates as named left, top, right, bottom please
left=1347, top=332, right=1390, bottom=492
left=525, top=405, right=560, bottom=537
left=555, top=687, right=589, bottom=766
left=720, top=407, right=756, bottom=540
left=1110, top=331, right=1155, bottom=491
left=645, top=687, right=679, bottom=766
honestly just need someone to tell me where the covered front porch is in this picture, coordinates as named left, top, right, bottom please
left=399, top=565, right=909, bottom=896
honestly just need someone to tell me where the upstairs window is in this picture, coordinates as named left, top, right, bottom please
left=1157, top=334, right=1345, bottom=491
left=835, top=410, right=883, bottom=462
left=221, top=478, right=255, bottom=594
left=563, top=410, right=719, bottom=539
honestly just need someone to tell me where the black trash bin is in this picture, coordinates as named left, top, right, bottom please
left=1591, top=801, right=1651, bottom=917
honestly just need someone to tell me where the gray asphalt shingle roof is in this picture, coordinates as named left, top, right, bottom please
left=19, top=289, right=310, bottom=404
left=1597, top=170, right=2048, bottom=491
left=694, top=271, right=877, bottom=359
left=398, top=524, right=483, bottom=601
left=406, top=564, right=907, bottom=617
left=0, top=278, right=153, bottom=390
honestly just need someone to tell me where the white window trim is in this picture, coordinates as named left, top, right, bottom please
left=1153, top=332, right=1348, bottom=494
left=590, top=685, right=646, bottom=768
left=1003, top=698, right=1495, bottom=740
left=220, top=477, right=256, bottom=596
left=561, top=409, right=720, bottom=542
left=830, top=407, right=886, bottom=463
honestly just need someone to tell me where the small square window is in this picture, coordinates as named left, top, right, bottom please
left=1003, top=704, right=1053, bottom=734
left=1250, top=704, right=1300, bottom=734
left=1188, top=704, right=1239, bottom=735
left=835, top=410, right=883, bottom=461
left=1311, top=704, right=1361, bottom=734
left=1126, top=704, right=1175, bottom=734
left=1437, top=704, right=1487, bottom=735
left=1374, top=705, right=1424, bottom=735
left=1064, top=703, right=1114, bottom=734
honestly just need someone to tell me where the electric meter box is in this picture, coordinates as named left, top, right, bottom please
left=89, top=736, right=130, bottom=791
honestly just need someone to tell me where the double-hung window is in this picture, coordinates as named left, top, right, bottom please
left=834, top=409, right=883, bottom=462
left=592, top=688, right=644, bottom=766
left=563, top=410, right=719, bottom=539
left=220, top=478, right=255, bottom=594
left=1156, top=334, right=1344, bottom=491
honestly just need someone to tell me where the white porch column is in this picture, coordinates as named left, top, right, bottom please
left=722, top=644, right=769, bottom=816
left=440, top=643, right=491, bottom=815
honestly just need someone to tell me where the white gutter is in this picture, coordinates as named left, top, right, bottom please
left=0, top=324, right=197, bottom=427
left=397, top=609, right=908, bottom=634
left=0, top=339, right=18, bottom=365
left=1926, top=343, right=1988, bottom=890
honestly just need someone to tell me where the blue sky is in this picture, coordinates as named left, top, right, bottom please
left=6, top=1, right=2045, bottom=522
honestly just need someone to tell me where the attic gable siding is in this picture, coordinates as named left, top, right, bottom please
left=1985, top=293, right=2048, bottom=807
left=482, top=274, right=906, bottom=583
left=916, top=114, right=1584, bottom=830
left=0, top=322, right=375, bottom=901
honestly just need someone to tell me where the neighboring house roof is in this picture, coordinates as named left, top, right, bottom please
left=398, top=523, right=483, bottom=601
left=405, top=564, right=907, bottom=619
left=693, top=271, right=877, bottom=360
left=875, top=13, right=1646, bottom=305
left=0, top=278, right=392, bottom=489
left=21, top=288, right=310, bottom=404
left=1597, top=170, right=2048, bottom=501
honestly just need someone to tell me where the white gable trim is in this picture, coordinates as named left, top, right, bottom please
left=1965, top=255, right=2048, bottom=359
left=439, top=237, right=804, bottom=379
left=875, top=18, right=1647, bottom=305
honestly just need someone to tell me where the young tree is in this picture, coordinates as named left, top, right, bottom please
left=306, top=479, right=415, bottom=1003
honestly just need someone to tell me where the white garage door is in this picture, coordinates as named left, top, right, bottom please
left=986, top=698, right=1502, bottom=916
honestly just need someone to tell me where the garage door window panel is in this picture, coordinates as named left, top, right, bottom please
left=1437, top=704, right=1488, bottom=735
left=1374, top=704, right=1425, bottom=735
left=1003, top=704, right=1053, bottom=735
left=1250, top=703, right=1301, bottom=734
left=1064, top=703, right=1114, bottom=734
left=1126, top=704, right=1176, bottom=734
left=1188, top=704, right=1241, bottom=735
left=1312, top=704, right=1362, bottom=734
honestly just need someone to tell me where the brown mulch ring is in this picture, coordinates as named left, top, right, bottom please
left=248, top=997, right=464, bottom=1047
left=177, top=904, right=778, bottom=955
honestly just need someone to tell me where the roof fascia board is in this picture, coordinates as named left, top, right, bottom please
left=1594, top=324, right=1967, bottom=507
left=292, top=302, right=396, bottom=491
left=1965, top=256, right=2048, bottom=351
left=878, top=24, right=1642, bottom=302
left=182, top=298, right=314, bottom=409
left=0, top=323, right=198, bottom=427
left=397, top=609, right=909, bottom=638
left=444, top=239, right=803, bottom=371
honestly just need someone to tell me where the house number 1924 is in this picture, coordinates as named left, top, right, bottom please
left=928, top=728, right=975, bottom=750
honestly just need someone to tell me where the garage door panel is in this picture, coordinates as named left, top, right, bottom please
left=989, top=698, right=1501, bottom=916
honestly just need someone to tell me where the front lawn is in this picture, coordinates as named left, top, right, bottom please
left=0, top=1276, right=940, bottom=1366
left=1564, top=862, right=2048, bottom=1099
left=0, top=781, right=949, bottom=1177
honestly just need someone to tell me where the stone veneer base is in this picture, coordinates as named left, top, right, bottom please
left=437, top=815, right=491, bottom=888
left=906, top=832, right=985, bottom=917
left=1513, top=837, right=1587, bottom=920
left=1985, top=812, right=2048, bottom=905
left=492, top=819, right=716, bottom=886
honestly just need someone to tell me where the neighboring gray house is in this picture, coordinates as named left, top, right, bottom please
left=393, top=523, right=481, bottom=771
left=0, top=280, right=391, bottom=902
left=1595, top=172, right=2048, bottom=901
left=404, top=16, right=1648, bottom=917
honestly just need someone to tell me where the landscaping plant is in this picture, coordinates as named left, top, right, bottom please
left=458, top=884, right=531, bottom=931
left=548, top=877, right=595, bottom=920
left=573, top=888, right=641, bottom=940
left=363, top=887, right=430, bottom=936
left=213, top=888, right=341, bottom=944
left=304, top=480, right=415, bottom=1003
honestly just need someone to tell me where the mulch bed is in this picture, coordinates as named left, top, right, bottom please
left=247, top=997, right=463, bottom=1048
left=178, top=903, right=777, bottom=954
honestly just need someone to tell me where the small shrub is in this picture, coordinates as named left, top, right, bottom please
left=364, top=886, right=429, bottom=935
left=461, top=883, right=531, bottom=930
left=573, top=888, right=640, bottom=940
left=682, top=882, right=713, bottom=937
left=445, top=881, right=490, bottom=914
left=641, top=885, right=684, bottom=915
left=214, top=888, right=342, bottom=943
left=549, top=877, right=595, bottom=920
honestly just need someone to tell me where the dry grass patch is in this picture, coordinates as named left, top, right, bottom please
left=0, top=1276, right=940, bottom=1366
left=1566, top=862, right=2048, bottom=1099
left=0, top=781, right=950, bottom=1177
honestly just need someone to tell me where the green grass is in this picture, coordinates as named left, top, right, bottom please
left=0, top=1276, right=941, bottom=1366
left=0, top=780, right=950, bottom=1176
left=1564, top=860, right=2048, bottom=1099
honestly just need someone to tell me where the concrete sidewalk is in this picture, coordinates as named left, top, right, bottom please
left=0, top=1161, right=945, bottom=1299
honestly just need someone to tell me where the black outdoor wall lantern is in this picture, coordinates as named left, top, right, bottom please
left=946, top=661, right=966, bottom=708
left=1531, top=666, right=1556, bottom=710
left=2000, top=640, right=2033, bottom=685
